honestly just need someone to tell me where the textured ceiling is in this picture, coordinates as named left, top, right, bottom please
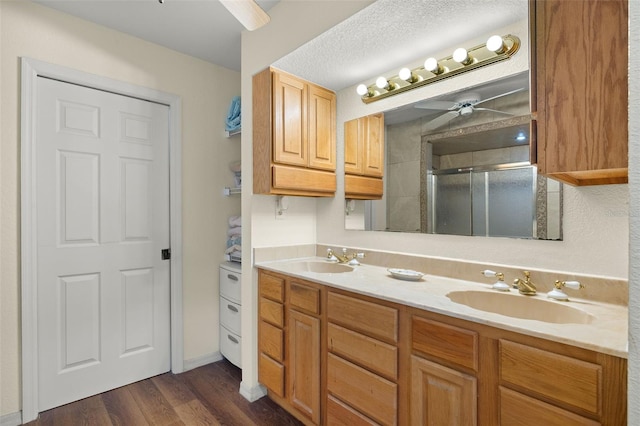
left=33, top=0, right=280, bottom=71
left=273, top=0, right=529, bottom=91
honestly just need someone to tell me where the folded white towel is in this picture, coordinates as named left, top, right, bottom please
left=227, top=226, right=241, bottom=237
left=228, top=215, right=241, bottom=227
left=225, top=244, right=241, bottom=254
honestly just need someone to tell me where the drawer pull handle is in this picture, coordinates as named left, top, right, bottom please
left=227, top=274, right=238, bottom=281
left=227, top=304, right=239, bottom=313
left=228, top=335, right=239, bottom=344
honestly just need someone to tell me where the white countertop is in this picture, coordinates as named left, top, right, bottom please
left=255, top=257, right=628, bottom=358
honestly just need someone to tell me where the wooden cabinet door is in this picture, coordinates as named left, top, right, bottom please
left=273, top=71, right=308, bottom=167
left=363, top=113, right=384, bottom=178
left=344, top=117, right=363, bottom=175
left=288, top=309, right=321, bottom=424
left=411, top=355, right=477, bottom=426
left=533, top=0, right=627, bottom=185
left=308, top=84, right=336, bottom=171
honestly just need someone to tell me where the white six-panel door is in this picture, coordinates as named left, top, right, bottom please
left=36, top=77, right=171, bottom=411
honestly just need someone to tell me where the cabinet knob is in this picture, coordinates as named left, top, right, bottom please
left=227, top=274, right=238, bottom=281
left=227, top=334, right=239, bottom=344
left=227, top=304, right=239, bottom=313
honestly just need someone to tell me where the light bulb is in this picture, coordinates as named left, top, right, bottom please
left=399, top=67, right=412, bottom=81
left=356, top=84, right=369, bottom=96
left=453, top=47, right=471, bottom=64
left=375, top=77, right=389, bottom=89
left=486, top=35, right=505, bottom=53
left=424, top=57, right=438, bottom=72
left=424, top=57, right=445, bottom=75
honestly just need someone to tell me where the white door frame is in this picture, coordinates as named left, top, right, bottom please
left=20, top=57, right=184, bottom=423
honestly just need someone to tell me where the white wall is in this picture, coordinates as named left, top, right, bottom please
left=628, top=0, right=639, bottom=422
left=0, top=1, right=240, bottom=416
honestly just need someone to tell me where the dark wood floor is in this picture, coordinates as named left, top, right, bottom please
left=25, top=359, right=302, bottom=426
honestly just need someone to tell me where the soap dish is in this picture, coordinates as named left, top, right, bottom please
left=387, top=268, right=425, bottom=281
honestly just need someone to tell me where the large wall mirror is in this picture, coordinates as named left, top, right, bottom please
left=345, top=71, right=563, bottom=240
left=269, top=0, right=552, bottom=239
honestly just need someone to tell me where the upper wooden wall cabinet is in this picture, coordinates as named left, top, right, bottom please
left=531, top=0, right=628, bottom=185
left=344, top=113, right=385, bottom=199
left=253, top=67, right=337, bottom=197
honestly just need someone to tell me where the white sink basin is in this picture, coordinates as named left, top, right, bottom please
left=446, top=290, right=594, bottom=324
left=287, top=261, right=353, bottom=274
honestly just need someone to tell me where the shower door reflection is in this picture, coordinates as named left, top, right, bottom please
left=430, top=165, right=536, bottom=238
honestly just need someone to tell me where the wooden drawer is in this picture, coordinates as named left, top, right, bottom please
left=259, top=353, right=284, bottom=398
left=289, top=281, right=320, bottom=314
left=260, top=297, right=284, bottom=328
left=412, top=316, right=478, bottom=372
left=272, top=164, right=336, bottom=193
left=259, top=320, right=284, bottom=362
left=328, top=323, right=397, bottom=380
left=259, top=271, right=284, bottom=302
left=327, top=395, right=379, bottom=426
left=500, top=387, right=599, bottom=426
left=327, top=353, right=397, bottom=426
left=328, top=292, right=398, bottom=343
left=499, top=339, right=601, bottom=415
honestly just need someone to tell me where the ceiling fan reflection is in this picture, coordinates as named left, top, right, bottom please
left=416, top=87, right=525, bottom=131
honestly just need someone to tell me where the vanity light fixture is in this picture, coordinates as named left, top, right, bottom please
left=357, top=34, right=520, bottom=104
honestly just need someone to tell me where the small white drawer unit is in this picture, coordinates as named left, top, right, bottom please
left=220, top=262, right=242, bottom=368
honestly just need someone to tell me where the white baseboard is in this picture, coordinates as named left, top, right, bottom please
left=239, top=381, right=267, bottom=402
left=182, top=351, right=223, bottom=372
left=0, top=412, right=22, bottom=426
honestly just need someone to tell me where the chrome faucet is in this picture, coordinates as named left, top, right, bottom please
left=326, top=248, right=365, bottom=265
left=513, top=271, right=537, bottom=295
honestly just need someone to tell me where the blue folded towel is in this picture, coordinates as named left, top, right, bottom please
left=225, top=96, right=241, bottom=131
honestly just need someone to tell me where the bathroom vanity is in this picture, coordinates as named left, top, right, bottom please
left=256, top=258, right=627, bottom=426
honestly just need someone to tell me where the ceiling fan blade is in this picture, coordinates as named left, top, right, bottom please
left=473, top=107, right=515, bottom=115
left=424, top=111, right=460, bottom=131
left=414, top=100, right=458, bottom=111
left=220, top=0, right=270, bottom=31
left=474, top=87, right=526, bottom=106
